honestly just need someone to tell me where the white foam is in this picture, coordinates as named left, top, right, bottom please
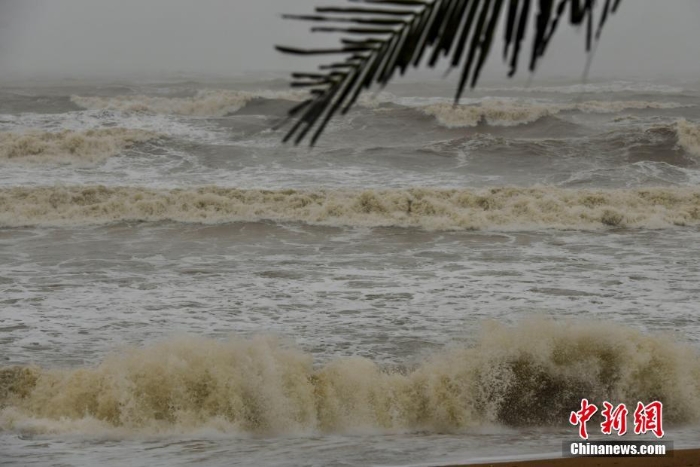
left=1, top=186, right=699, bottom=230
left=677, top=119, right=700, bottom=157
left=0, top=129, right=159, bottom=165
left=1, top=318, right=698, bottom=436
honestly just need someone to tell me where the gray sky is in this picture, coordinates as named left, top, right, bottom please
left=1, top=0, right=699, bottom=82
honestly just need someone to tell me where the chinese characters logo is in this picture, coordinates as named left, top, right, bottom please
left=570, top=399, right=664, bottom=439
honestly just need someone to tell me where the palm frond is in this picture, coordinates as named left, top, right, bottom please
left=276, top=0, right=622, bottom=146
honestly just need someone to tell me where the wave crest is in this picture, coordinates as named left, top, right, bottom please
left=1, top=318, right=698, bottom=436
left=422, top=101, right=555, bottom=127
left=421, top=100, right=688, bottom=128
left=71, top=90, right=309, bottom=116
left=1, top=186, right=700, bottom=230
left=0, top=129, right=158, bottom=165
left=71, top=90, right=688, bottom=124
left=481, top=82, right=685, bottom=95
left=677, top=119, right=700, bottom=157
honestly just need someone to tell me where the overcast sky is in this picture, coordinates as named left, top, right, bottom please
left=1, top=0, right=699, bottom=83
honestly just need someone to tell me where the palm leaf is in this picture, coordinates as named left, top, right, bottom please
left=276, top=0, right=622, bottom=146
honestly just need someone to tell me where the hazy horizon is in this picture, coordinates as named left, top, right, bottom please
left=1, top=0, right=699, bottom=84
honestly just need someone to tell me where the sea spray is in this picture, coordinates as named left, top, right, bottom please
left=1, top=318, right=698, bottom=436
left=677, top=119, right=700, bottom=157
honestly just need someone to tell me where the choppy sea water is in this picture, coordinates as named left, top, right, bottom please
left=1, top=76, right=700, bottom=466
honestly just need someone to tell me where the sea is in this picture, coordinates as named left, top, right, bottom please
left=1, top=74, right=699, bottom=466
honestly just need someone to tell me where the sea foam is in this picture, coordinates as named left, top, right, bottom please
left=1, top=318, right=698, bottom=436
left=0, top=129, right=158, bottom=165
left=677, top=119, right=700, bottom=157
left=1, top=186, right=699, bottom=230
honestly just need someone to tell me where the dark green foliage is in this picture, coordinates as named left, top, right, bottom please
left=277, top=0, right=622, bottom=145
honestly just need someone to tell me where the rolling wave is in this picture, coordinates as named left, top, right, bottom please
left=1, top=186, right=699, bottom=230
left=0, top=129, right=159, bottom=165
left=421, top=100, right=688, bottom=128
left=1, top=318, right=697, bottom=436
left=479, top=82, right=686, bottom=95
left=678, top=119, right=700, bottom=157
left=70, top=90, right=690, bottom=128
left=70, top=90, right=309, bottom=117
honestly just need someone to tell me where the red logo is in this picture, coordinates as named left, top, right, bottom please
left=569, top=399, right=598, bottom=440
left=571, top=400, right=664, bottom=439
left=601, top=402, right=628, bottom=436
left=633, top=401, right=664, bottom=439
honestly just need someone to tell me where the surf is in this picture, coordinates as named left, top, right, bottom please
left=1, top=318, right=698, bottom=437
left=1, top=185, right=699, bottom=230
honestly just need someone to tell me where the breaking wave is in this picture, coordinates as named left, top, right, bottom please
left=677, top=119, right=700, bottom=157
left=421, top=100, right=688, bottom=128
left=480, top=82, right=686, bottom=95
left=0, top=129, right=159, bottom=165
left=1, top=186, right=700, bottom=230
left=1, top=318, right=698, bottom=436
left=71, top=89, right=689, bottom=125
left=71, top=89, right=309, bottom=117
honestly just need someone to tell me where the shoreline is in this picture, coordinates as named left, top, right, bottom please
left=447, top=449, right=700, bottom=467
